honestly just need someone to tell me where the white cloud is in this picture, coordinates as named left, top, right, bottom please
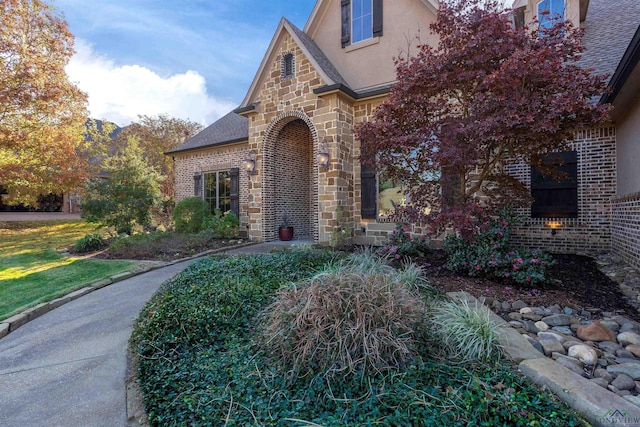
left=66, top=40, right=236, bottom=127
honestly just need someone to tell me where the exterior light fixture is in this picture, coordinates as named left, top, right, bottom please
left=318, top=139, right=330, bottom=169
left=546, top=221, right=561, bottom=236
left=242, top=150, right=257, bottom=174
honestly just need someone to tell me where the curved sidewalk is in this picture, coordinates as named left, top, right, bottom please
left=0, top=260, right=195, bottom=427
left=0, top=240, right=311, bottom=427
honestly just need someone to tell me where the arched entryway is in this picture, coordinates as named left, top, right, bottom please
left=262, top=112, right=318, bottom=241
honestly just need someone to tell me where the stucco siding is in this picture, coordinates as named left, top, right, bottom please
left=616, top=99, right=640, bottom=197
left=308, top=0, right=437, bottom=91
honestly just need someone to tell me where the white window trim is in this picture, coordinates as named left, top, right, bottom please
left=351, top=0, right=373, bottom=44
left=344, top=36, right=380, bottom=53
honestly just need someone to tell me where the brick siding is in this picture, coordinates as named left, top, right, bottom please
left=505, top=126, right=617, bottom=255
left=273, top=120, right=313, bottom=239
left=173, top=143, right=250, bottom=233
left=612, top=192, right=640, bottom=270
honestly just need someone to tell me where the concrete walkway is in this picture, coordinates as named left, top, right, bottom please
left=0, top=261, right=196, bottom=427
left=0, top=240, right=311, bottom=427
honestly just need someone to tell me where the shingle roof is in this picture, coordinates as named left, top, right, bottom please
left=284, top=18, right=349, bottom=87
left=579, top=0, right=640, bottom=84
left=167, top=112, right=248, bottom=154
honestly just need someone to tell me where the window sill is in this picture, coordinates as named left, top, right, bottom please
left=345, top=36, right=380, bottom=53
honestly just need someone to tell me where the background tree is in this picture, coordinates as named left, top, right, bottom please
left=0, top=0, right=89, bottom=205
left=356, top=0, right=610, bottom=237
left=114, top=115, right=202, bottom=200
left=81, top=137, right=162, bottom=235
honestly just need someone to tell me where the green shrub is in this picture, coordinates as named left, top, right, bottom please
left=261, top=255, right=430, bottom=379
left=201, top=209, right=239, bottom=238
left=431, top=298, right=504, bottom=362
left=444, top=209, right=554, bottom=285
left=73, top=233, right=106, bottom=253
left=172, top=197, right=208, bottom=233
left=81, top=137, right=162, bottom=235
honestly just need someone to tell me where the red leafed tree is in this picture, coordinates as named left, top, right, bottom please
left=0, top=0, right=89, bottom=206
left=356, top=0, right=610, bottom=238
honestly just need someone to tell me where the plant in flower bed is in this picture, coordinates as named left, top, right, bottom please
left=444, top=210, right=553, bottom=285
left=73, top=233, right=107, bottom=253
left=261, top=251, right=433, bottom=380
left=377, top=223, right=430, bottom=264
left=201, top=208, right=239, bottom=238
left=103, top=229, right=240, bottom=261
left=131, top=249, right=585, bottom=426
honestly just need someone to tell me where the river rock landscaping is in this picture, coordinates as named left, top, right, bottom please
left=420, top=248, right=640, bottom=408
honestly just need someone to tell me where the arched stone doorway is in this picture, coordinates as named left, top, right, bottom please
left=262, top=112, right=318, bottom=242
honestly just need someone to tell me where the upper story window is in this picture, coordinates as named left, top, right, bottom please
left=281, top=52, right=294, bottom=79
left=341, top=0, right=383, bottom=48
left=537, top=0, right=565, bottom=31
left=352, top=0, right=373, bottom=44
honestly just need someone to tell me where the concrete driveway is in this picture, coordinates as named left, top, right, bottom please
left=0, top=260, right=196, bottom=427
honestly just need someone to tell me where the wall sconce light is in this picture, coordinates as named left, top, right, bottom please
left=242, top=150, right=257, bottom=174
left=546, top=221, right=561, bottom=236
left=318, top=139, right=330, bottom=169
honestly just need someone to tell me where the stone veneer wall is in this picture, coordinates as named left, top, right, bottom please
left=244, top=31, right=354, bottom=243
left=351, top=97, right=433, bottom=246
left=505, top=126, right=617, bottom=254
left=172, top=143, right=250, bottom=233
left=612, top=192, right=640, bottom=270
left=273, top=120, right=313, bottom=239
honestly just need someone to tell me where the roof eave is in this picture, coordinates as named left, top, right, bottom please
left=313, top=83, right=392, bottom=100
left=165, top=137, right=249, bottom=156
left=600, top=25, right=640, bottom=105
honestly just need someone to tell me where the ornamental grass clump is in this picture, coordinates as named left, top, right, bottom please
left=261, top=252, right=431, bottom=381
left=431, top=298, right=504, bottom=362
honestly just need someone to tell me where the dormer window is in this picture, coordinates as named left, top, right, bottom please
left=537, top=0, right=565, bottom=31
left=341, top=0, right=382, bottom=48
left=281, top=52, right=294, bottom=79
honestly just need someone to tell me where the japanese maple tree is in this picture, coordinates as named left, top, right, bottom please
left=0, top=0, right=89, bottom=205
left=356, top=0, right=610, bottom=237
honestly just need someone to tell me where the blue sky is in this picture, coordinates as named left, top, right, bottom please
left=56, top=1, right=317, bottom=126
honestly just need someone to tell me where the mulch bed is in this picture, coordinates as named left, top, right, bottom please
left=74, top=233, right=244, bottom=262
left=417, top=250, right=640, bottom=322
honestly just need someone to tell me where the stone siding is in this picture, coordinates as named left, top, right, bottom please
left=612, top=192, right=640, bottom=270
left=505, top=126, right=617, bottom=255
left=243, top=31, right=355, bottom=243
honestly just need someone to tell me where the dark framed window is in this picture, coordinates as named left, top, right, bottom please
left=282, top=53, right=294, bottom=79
left=204, top=170, right=231, bottom=214
left=531, top=151, right=577, bottom=218
left=361, top=165, right=405, bottom=219
left=341, top=0, right=382, bottom=48
left=193, top=173, right=202, bottom=197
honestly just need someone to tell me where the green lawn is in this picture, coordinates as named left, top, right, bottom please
left=0, top=220, right=134, bottom=320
